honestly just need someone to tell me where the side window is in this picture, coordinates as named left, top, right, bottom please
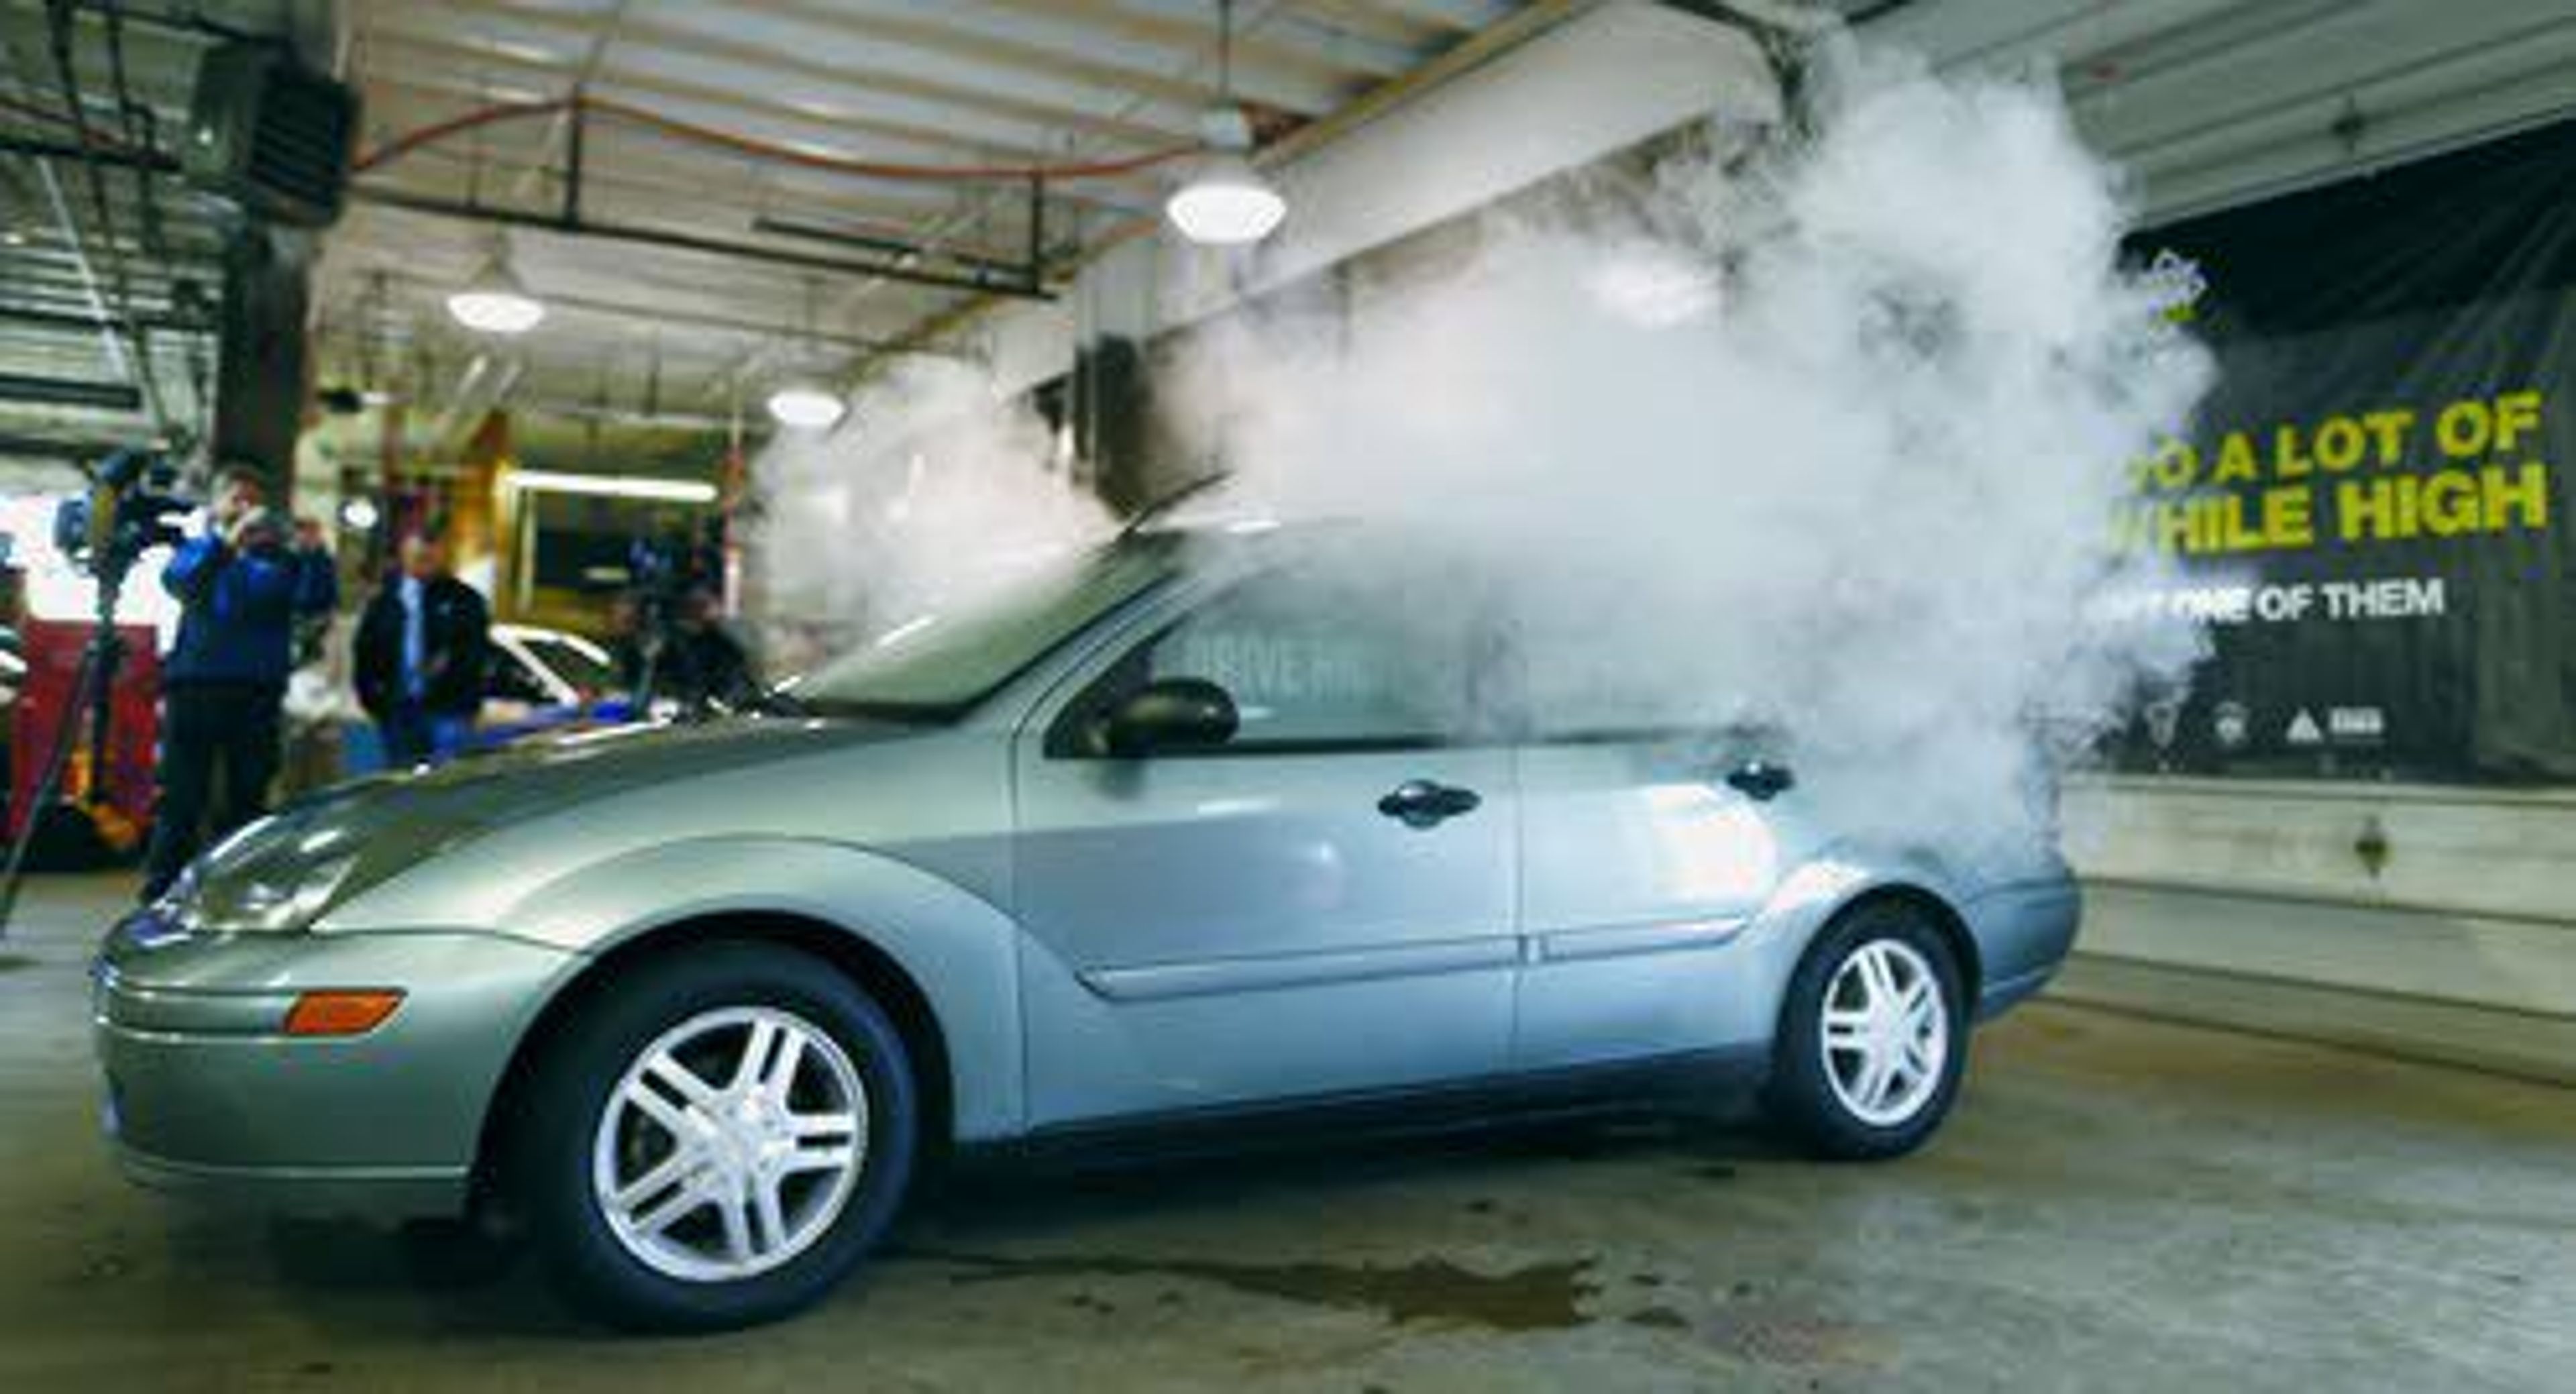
left=1124, top=568, right=1478, bottom=749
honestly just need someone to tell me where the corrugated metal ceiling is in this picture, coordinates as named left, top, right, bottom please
left=319, top=0, right=1546, bottom=430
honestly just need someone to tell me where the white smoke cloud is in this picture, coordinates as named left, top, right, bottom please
left=746, top=358, right=1114, bottom=672
left=736, top=45, right=2208, bottom=864
left=1173, top=46, right=2213, bottom=860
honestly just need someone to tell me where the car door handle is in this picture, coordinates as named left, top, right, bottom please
left=1377, top=779, right=1482, bottom=828
left=1723, top=759, right=1796, bottom=801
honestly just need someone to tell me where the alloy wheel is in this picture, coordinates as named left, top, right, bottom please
left=589, top=1006, right=869, bottom=1283
left=1820, top=939, right=1950, bottom=1127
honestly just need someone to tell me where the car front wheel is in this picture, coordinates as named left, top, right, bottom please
left=1766, top=902, right=1968, bottom=1161
left=513, top=942, right=916, bottom=1330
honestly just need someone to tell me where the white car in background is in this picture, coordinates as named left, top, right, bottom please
left=291, top=623, right=636, bottom=778
left=483, top=623, right=634, bottom=734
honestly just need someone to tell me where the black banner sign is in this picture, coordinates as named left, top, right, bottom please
left=2108, top=119, right=2576, bottom=784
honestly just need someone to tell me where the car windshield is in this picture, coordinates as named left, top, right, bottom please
left=790, top=535, right=1181, bottom=718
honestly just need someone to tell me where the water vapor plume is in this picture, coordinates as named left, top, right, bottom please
left=1179, top=46, right=2214, bottom=860
left=747, top=359, right=1114, bottom=672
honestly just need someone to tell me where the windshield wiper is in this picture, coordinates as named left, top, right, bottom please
left=790, top=694, right=955, bottom=725
left=1118, top=469, right=1234, bottom=538
left=739, top=683, right=813, bottom=718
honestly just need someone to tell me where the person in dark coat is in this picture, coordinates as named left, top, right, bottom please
left=353, top=526, right=490, bottom=770
left=667, top=584, right=758, bottom=716
left=140, top=465, right=338, bottom=902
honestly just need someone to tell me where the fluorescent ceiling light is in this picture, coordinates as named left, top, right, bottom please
left=766, top=382, right=847, bottom=430
left=503, top=470, right=717, bottom=503
left=447, top=249, right=545, bottom=335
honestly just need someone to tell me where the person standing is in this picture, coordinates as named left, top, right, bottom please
left=140, top=465, right=338, bottom=902
left=354, top=526, right=491, bottom=769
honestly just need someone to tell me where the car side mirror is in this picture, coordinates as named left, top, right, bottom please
left=1100, top=678, right=1238, bottom=757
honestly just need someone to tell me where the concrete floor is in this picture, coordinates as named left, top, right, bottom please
left=3, top=875, right=2571, bottom=1393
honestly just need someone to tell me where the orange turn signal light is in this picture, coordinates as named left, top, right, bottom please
left=282, top=989, right=405, bottom=1038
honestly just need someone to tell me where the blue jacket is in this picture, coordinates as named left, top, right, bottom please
left=160, top=535, right=339, bottom=688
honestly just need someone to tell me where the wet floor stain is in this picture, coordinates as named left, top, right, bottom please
left=0, top=953, right=39, bottom=974
left=914, top=1249, right=1601, bottom=1332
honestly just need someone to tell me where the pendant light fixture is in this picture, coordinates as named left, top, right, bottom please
left=765, top=382, right=847, bottom=430
left=445, top=233, right=546, bottom=335
left=765, top=277, right=848, bottom=430
left=1166, top=0, right=1286, bottom=247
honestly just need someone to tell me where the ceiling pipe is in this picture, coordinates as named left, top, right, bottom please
left=0, top=133, right=176, bottom=172
left=0, top=305, right=209, bottom=338
left=350, top=186, right=1055, bottom=301
left=0, top=371, right=146, bottom=410
left=751, top=214, right=1049, bottom=285
left=0, top=429, right=137, bottom=460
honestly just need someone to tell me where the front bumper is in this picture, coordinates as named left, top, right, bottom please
left=93, top=909, right=575, bottom=1218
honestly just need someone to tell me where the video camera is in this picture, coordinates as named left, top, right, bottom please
left=51, top=449, right=193, bottom=590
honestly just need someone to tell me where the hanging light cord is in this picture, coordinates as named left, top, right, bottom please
left=1219, top=0, right=1236, bottom=105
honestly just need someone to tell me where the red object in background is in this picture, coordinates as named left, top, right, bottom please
left=9, top=618, right=159, bottom=843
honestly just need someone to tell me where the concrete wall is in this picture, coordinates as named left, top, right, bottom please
left=2058, top=778, right=2576, bottom=1082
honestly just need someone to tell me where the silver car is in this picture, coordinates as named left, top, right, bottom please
left=94, top=523, right=2078, bottom=1330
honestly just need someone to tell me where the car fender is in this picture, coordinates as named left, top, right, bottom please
left=499, top=835, right=1027, bottom=1142
left=1731, top=844, right=1982, bottom=1027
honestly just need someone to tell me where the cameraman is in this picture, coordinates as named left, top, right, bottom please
left=139, top=465, right=337, bottom=902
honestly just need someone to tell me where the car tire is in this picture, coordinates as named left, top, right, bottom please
left=1764, top=901, right=1969, bottom=1161
left=511, top=941, right=917, bottom=1331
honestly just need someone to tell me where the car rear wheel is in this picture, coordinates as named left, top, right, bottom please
left=1766, top=901, right=1968, bottom=1161
left=513, top=942, right=916, bottom=1330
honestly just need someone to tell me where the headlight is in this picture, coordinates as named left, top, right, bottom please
left=173, top=849, right=361, bottom=934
